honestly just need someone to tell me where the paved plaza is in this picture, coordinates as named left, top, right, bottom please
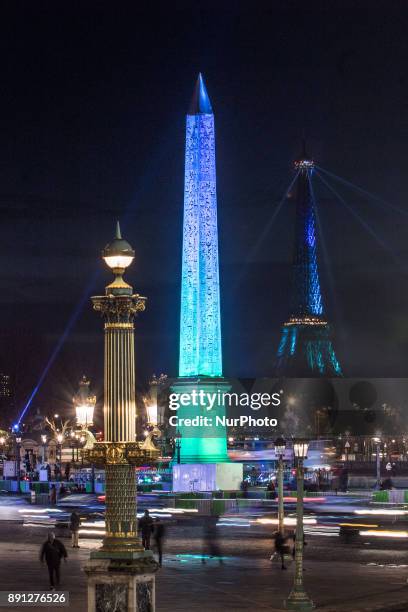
left=1, top=519, right=408, bottom=611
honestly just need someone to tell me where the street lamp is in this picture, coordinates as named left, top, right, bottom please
left=0, top=435, right=5, bottom=478
left=344, top=440, right=350, bottom=465
left=373, top=434, right=381, bottom=490
left=84, top=222, right=159, bottom=609
left=15, top=435, right=22, bottom=492
left=275, top=437, right=286, bottom=534
left=41, top=434, right=47, bottom=465
left=174, top=430, right=182, bottom=465
left=56, top=434, right=63, bottom=478
left=286, top=439, right=314, bottom=611
left=74, top=376, right=96, bottom=428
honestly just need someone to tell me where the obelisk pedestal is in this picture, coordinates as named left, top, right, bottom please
left=171, top=377, right=243, bottom=492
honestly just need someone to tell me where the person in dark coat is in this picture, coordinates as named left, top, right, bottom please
left=138, top=510, right=154, bottom=550
left=274, top=531, right=288, bottom=570
left=201, top=515, right=223, bottom=564
left=40, top=531, right=67, bottom=590
left=69, top=511, right=81, bottom=548
left=154, top=519, right=165, bottom=566
left=49, top=484, right=57, bottom=505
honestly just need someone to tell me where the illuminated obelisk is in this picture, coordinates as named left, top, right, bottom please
left=172, top=74, right=242, bottom=491
left=179, top=73, right=222, bottom=379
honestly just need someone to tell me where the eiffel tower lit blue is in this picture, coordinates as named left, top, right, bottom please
left=276, top=144, right=342, bottom=377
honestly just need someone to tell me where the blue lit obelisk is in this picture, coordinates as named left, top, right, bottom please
left=172, top=74, right=242, bottom=490
left=179, top=73, right=222, bottom=378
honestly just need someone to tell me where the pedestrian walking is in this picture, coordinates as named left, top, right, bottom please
left=69, top=511, right=81, bottom=548
left=154, top=518, right=165, bottom=566
left=49, top=484, right=57, bottom=505
left=273, top=530, right=288, bottom=570
left=138, top=509, right=154, bottom=550
left=201, top=515, right=223, bottom=564
left=40, top=531, right=67, bottom=590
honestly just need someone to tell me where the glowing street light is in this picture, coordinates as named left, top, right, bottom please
left=40, top=434, right=47, bottom=464
left=102, top=221, right=135, bottom=281
left=373, top=432, right=382, bottom=489
left=15, top=435, right=22, bottom=491
left=74, top=376, right=96, bottom=427
left=145, top=403, right=158, bottom=427
left=56, top=433, right=63, bottom=473
left=286, top=439, right=314, bottom=611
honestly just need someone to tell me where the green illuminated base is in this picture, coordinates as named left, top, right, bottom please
left=171, top=377, right=230, bottom=464
left=174, top=437, right=229, bottom=464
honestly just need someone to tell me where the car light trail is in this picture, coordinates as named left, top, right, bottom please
left=359, top=530, right=408, bottom=538
left=255, top=517, right=317, bottom=526
left=339, top=523, right=378, bottom=528
left=282, top=497, right=326, bottom=503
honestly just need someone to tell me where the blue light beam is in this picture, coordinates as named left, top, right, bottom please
left=315, top=171, right=404, bottom=269
left=316, top=166, right=408, bottom=217
left=15, top=271, right=100, bottom=427
left=246, top=171, right=300, bottom=264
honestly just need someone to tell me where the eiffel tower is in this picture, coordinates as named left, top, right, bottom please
left=276, top=144, right=342, bottom=377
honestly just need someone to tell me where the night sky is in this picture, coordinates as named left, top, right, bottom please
left=0, top=3, right=407, bottom=422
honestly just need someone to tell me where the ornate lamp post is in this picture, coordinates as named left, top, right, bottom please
left=84, top=222, right=159, bottom=611
left=41, top=434, right=47, bottom=465
left=0, top=434, right=5, bottom=478
left=70, top=430, right=76, bottom=463
left=56, top=434, right=63, bottom=461
left=174, top=430, right=182, bottom=465
left=286, top=440, right=314, bottom=611
left=373, top=434, right=381, bottom=489
left=275, top=436, right=286, bottom=533
left=15, top=435, right=22, bottom=492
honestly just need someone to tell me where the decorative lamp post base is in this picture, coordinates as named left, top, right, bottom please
left=85, top=557, right=157, bottom=612
left=82, top=443, right=160, bottom=609
left=286, top=588, right=314, bottom=611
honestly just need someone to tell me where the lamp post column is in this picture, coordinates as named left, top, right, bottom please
left=41, top=435, right=47, bottom=465
left=286, top=442, right=314, bottom=611
left=15, top=437, right=21, bottom=493
left=278, top=455, right=284, bottom=532
left=84, top=223, right=159, bottom=612
left=376, top=441, right=381, bottom=489
left=93, top=304, right=144, bottom=552
left=275, top=437, right=286, bottom=534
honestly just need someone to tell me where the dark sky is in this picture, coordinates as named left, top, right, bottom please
left=0, top=2, right=407, bottom=423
